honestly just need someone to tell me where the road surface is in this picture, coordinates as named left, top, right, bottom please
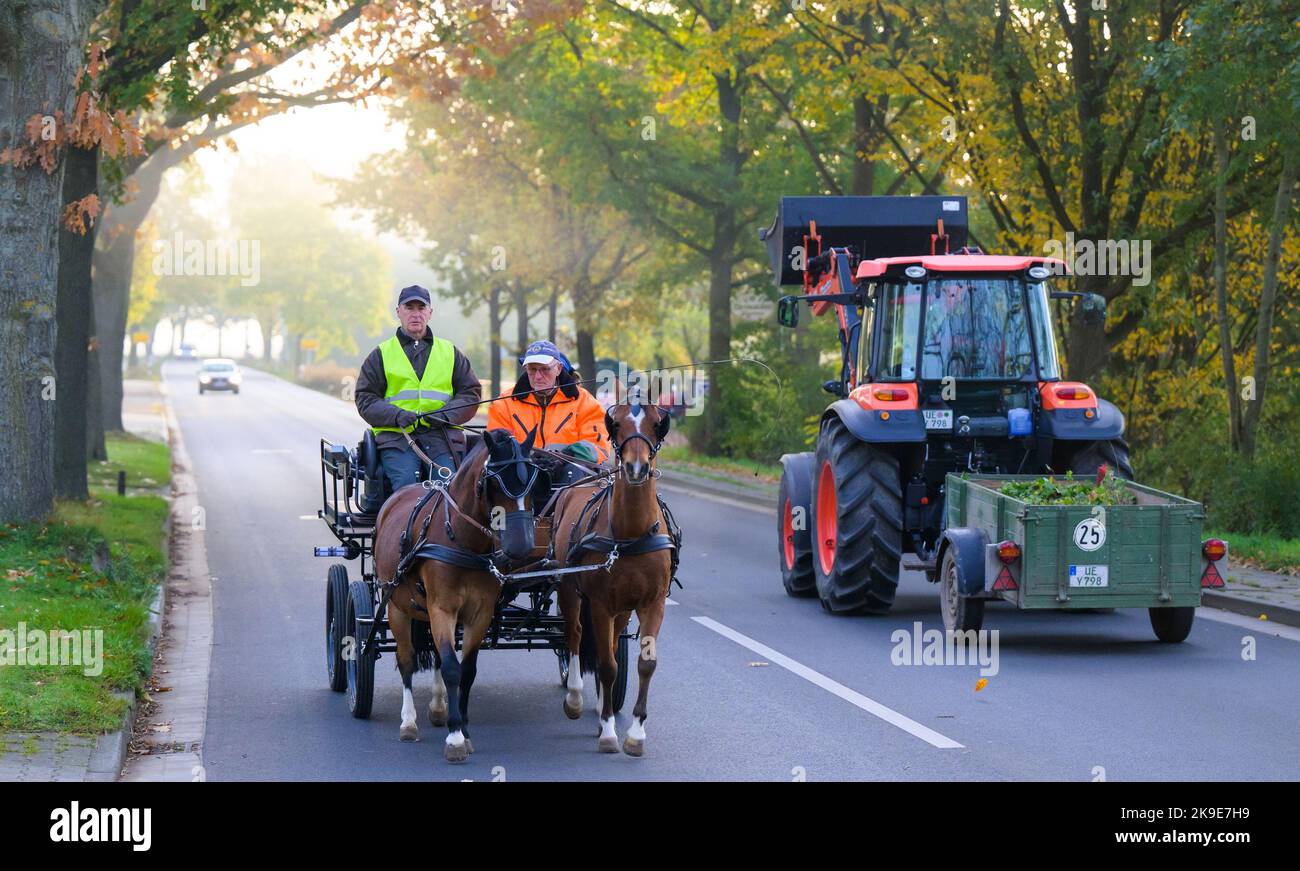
left=163, top=362, right=1300, bottom=781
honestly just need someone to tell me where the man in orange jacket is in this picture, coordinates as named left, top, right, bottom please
left=487, top=340, right=609, bottom=465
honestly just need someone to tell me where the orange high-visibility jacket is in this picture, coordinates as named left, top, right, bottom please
left=486, top=373, right=610, bottom=462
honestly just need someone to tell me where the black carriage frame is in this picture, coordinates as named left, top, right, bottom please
left=316, top=437, right=630, bottom=719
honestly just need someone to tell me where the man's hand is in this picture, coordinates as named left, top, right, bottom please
left=395, top=409, right=420, bottom=430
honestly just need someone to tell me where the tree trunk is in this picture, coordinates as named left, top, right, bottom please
left=488, top=282, right=502, bottom=396
left=513, top=281, right=529, bottom=357
left=54, top=143, right=99, bottom=499
left=547, top=288, right=558, bottom=342
left=1241, top=151, right=1296, bottom=458
left=576, top=327, right=596, bottom=388
left=1212, top=122, right=1241, bottom=451
left=86, top=297, right=107, bottom=462
left=0, top=0, right=100, bottom=521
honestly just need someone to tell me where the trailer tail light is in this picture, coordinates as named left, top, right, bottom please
left=1200, top=538, right=1227, bottom=589
left=997, top=541, right=1021, bottom=564
left=873, top=388, right=911, bottom=402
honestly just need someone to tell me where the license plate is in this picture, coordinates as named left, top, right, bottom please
left=1069, top=565, right=1108, bottom=588
left=923, top=410, right=953, bottom=430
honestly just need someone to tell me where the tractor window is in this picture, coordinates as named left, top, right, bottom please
left=856, top=289, right=875, bottom=384
left=1027, top=281, right=1062, bottom=379
left=921, top=278, right=1034, bottom=379
left=876, top=281, right=921, bottom=380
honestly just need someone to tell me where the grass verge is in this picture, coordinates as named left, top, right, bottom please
left=657, top=446, right=780, bottom=485
left=0, top=436, right=170, bottom=733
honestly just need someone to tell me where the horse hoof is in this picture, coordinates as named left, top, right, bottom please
left=399, top=724, right=419, bottom=742
left=622, top=736, right=644, bottom=757
left=428, top=708, right=447, bottom=727
left=444, top=742, right=469, bottom=763
left=563, top=696, right=582, bottom=720
left=597, top=736, right=620, bottom=754
left=465, top=738, right=475, bottom=755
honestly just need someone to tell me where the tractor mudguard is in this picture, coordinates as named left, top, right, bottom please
left=824, top=399, right=927, bottom=444
left=936, top=527, right=990, bottom=596
left=1038, top=397, right=1125, bottom=441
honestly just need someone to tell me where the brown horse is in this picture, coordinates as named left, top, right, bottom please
left=552, top=400, right=677, bottom=756
left=373, top=427, right=542, bottom=762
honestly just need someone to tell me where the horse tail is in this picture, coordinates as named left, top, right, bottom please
left=578, top=594, right=600, bottom=676
left=410, top=618, right=436, bottom=672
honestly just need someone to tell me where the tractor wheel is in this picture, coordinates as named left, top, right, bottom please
left=810, top=419, right=903, bottom=615
left=777, top=452, right=816, bottom=598
left=1069, top=439, right=1135, bottom=481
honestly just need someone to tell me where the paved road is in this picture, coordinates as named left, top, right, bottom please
left=165, top=362, right=1300, bottom=781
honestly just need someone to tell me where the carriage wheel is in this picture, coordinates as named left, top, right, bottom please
left=325, top=565, right=349, bottom=692
left=346, top=580, right=376, bottom=719
left=611, top=633, right=629, bottom=714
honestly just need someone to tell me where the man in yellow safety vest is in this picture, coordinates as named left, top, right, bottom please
left=355, top=285, right=482, bottom=509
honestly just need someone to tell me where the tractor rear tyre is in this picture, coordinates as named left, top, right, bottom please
left=810, top=419, right=903, bottom=615
left=778, top=452, right=816, bottom=597
left=1069, top=439, right=1135, bottom=481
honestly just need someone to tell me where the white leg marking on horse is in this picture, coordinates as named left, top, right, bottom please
left=446, top=730, right=466, bottom=747
left=627, top=716, right=646, bottom=742
left=594, top=681, right=603, bottom=715
left=599, top=715, right=618, bottom=742
left=429, top=670, right=447, bottom=716
left=401, top=688, right=417, bottom=734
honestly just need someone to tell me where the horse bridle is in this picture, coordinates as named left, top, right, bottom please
left=476, top=438, right=542, bottom=502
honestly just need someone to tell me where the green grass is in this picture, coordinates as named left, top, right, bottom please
left=86, top=432, right=171, bottom=493
left=658, top=446, right=780, bottom=485
left=0, top=439, right=169, bottom=733
left=1207, top=529, right=1300, bottom=575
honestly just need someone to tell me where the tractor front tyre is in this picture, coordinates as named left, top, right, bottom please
left=777, top=452, right=816, bottom=598
left=1069, top=439, right=1135, bottom=481
left=810, top=420, right=903, bottom=615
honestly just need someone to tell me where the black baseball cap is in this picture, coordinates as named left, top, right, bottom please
left=397, top=285, right=431, bottom=306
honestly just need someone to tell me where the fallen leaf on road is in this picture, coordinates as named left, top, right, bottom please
left=975, top=678, right=988, bottom=692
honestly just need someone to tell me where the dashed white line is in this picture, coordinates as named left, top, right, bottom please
left=691, top=615, right=963, bottom=749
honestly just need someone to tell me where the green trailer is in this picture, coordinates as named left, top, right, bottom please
left=934, top=473, right=1229, bottom=642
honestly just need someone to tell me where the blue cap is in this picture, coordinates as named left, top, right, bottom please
left=397, top=285, right=431, bottom=306
left=520, top=340, right=572, bottom=371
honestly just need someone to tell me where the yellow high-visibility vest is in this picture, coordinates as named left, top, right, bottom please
left=371, top=335, right=455, bottom=434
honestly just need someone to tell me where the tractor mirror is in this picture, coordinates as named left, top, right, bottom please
left=777, top=296, right=800, bottom=328
left=1081, top=293, right=1107, bottom=326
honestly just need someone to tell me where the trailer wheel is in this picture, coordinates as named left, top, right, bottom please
left=1149, top=606, right=1195, bottom=643
left=777, top=452, right=816, bottom=597
left=939, top=548, right=985, bottom=632
left=346, top=580, right=376, bottom=719
left=325, top=565, right=349, bottom=692
left=811, top=419, right=903, bottom=615
left=1069, top=439, right=1135, bottom=481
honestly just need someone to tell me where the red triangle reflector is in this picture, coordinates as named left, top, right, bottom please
left=992, top=567, right=1017, bottom=591
left=1201, top=562, right=1224, bottom=589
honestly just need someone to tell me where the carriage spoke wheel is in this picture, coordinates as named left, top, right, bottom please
left=612, top=633, right=630, bottom=714
left=555, top=646, right=570, bottom=688
left=325, top=565, right=349, bottom=692
left=346, top=580, right=376, bottom=719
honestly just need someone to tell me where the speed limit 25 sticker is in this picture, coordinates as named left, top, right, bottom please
left=1073, top=517, right=1106, bottom=552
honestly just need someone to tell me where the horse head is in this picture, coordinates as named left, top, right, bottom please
left=604, top=398, right=671, bottom=486
left=477, top=427, right=544, bottom=561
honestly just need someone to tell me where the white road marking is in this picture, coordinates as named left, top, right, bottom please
left=1197, top=606, right=1300, bottom=642
left=665, top=598, right=679, bottom=606
left=691, top=615, right=963, bottom=750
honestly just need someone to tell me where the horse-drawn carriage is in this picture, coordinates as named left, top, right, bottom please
left=313, top=408, right=679, bottom=760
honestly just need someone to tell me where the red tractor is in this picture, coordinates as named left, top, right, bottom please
left=764, top=196, right=1132, bottom=618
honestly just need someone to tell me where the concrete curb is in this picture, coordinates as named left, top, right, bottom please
left=1200, top=590, right=1300, bottom=630
left=84, top=385, right=173, bottom=781
left=658, top=464, right=1300, bottom=627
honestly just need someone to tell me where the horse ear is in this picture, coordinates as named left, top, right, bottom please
left=655, top=407, right=672, bottom=442
left=520, top=425, right=538, bottom=454
left=604, top=406, right=618, bottom=443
